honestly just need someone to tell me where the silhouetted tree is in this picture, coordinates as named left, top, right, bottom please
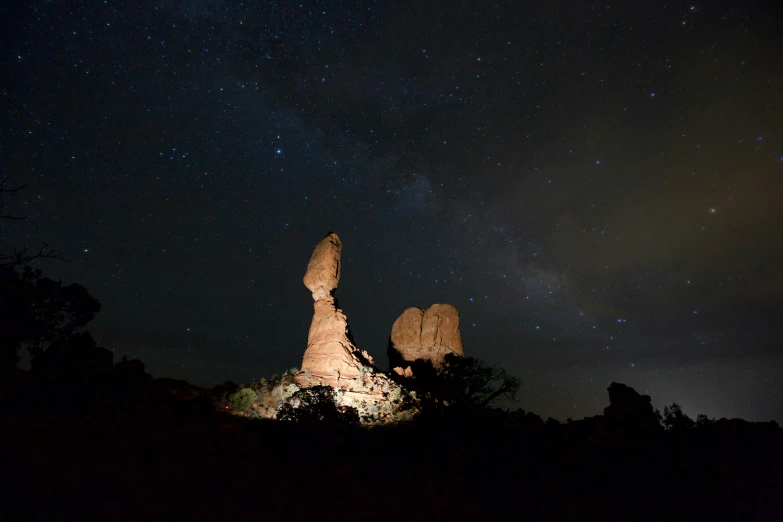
left=662, top=403, right=695, bottom=431
left=0, top=266, right=101, bottom=374
left=422, top=353, right=521, bottom=409
left=277, top=385, right=359, bottom=424
left=695, top=413, right=714, bottom=428
left=114, top=355, right=150, bottom=378
left=0, top=178, right=65, bottom=267
left=31, top=332, right=112, bottom=375
left=509, top=408, right=545, bottom=428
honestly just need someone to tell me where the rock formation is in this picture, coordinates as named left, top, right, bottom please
left=603, top=382, right=660, bottom=432
left=388, top=303, right=464, bottom=370
left=298, top=233, right=373, bottom=386
left=285, top=232, right=418, bottom=423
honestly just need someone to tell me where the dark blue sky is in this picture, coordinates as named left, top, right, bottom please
left=2, top=0, right=781, bottom=421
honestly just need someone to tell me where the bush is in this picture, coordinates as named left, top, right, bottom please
left=413, top=353, right=520, bottom=411
left=272, top=382, right=299, bottom=406
left=227, top=388, right=258, bottom=412
left=277, top=386, right=359, bottom=425
left=389, top=387, right=402, bottom=402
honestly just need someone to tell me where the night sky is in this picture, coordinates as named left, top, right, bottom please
left=3, top=1, right=781, bottom=422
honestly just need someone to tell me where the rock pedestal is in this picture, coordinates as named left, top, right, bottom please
left=298, top=233, right=371, bottom=386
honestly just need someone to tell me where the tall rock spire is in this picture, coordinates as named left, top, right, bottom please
left=299, top=233, right=372, bottom=384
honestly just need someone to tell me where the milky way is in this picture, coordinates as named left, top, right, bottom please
left=2, top=0, right=781, bottom=421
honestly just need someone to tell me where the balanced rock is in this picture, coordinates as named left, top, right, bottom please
left=303, top=232, right=342, bottom=300
left=298, top=233, right=370, bottom=385
left=389, top=303, right=464, bottom=368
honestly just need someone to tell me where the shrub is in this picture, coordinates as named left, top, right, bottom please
left=228, top=388, right=258, bottom=412
left=272, top=382, right=299, bottom=406
left=362, top=402, right=381, bottom=422
left=277, top=386, right=359, bottom=425
left=357, top=365, right=374, bottom=378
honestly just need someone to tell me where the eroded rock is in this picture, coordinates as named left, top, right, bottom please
left=389, top=303, right=464, bottom=368
left=392, top=366, right=414, bottom=378
left=390, top=307, right=424, bottom=355
left=302, top=232, right=342, bottom=300
left=298, top=233, right=369, bottom=386
left=421, top=303, right=464, bottom=357
left=603, top=382, right=658, bottom=426
left=291, top=232, right=418, bottom=423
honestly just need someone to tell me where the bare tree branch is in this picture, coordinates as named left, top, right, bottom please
left=0, top=178, right=67, bottom=268
left=0, top=177, right=29, bottom=220
left=0, top=213, right=27, bottom=221
left=0, top=243, right=67, bottom=269
left=0, top=177, right=28, bottom=194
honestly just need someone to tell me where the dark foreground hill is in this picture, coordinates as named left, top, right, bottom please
left=2, top=372, right=782, bottom=522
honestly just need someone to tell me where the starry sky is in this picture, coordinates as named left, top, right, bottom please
left=3, top=0, right=781, bottom=422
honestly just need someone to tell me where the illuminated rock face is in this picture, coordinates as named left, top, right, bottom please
left=390, top=307, right=425, bottom=356
left=389, top=303, right=464, bottom=368
left=289, top=232, right=420, bottom=423
left=299, top=233, right=370, bottom=384
left=302, top=232, right=342, bottom=300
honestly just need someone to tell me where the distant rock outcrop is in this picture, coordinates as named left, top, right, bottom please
left=298, top=233, right=373, bottom=386
left=388, top=303, right=464, bottom=370
left=603, top=382, right=660, bottom=432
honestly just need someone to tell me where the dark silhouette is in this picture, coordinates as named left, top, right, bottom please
left=114, top=354, right=153, bottom=382
left=0, top=178, right=66, bottom=267
left=395, top=353, right=520, bottom=414
left=662, top=402, right=696, bottom=431
left=603, top=381, right=662, bottom=434
left=0, top=265, right=101, bottom=375
left=0, top=270, right=781, bottom=521
left=30, top=332, right=112, bottom=375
